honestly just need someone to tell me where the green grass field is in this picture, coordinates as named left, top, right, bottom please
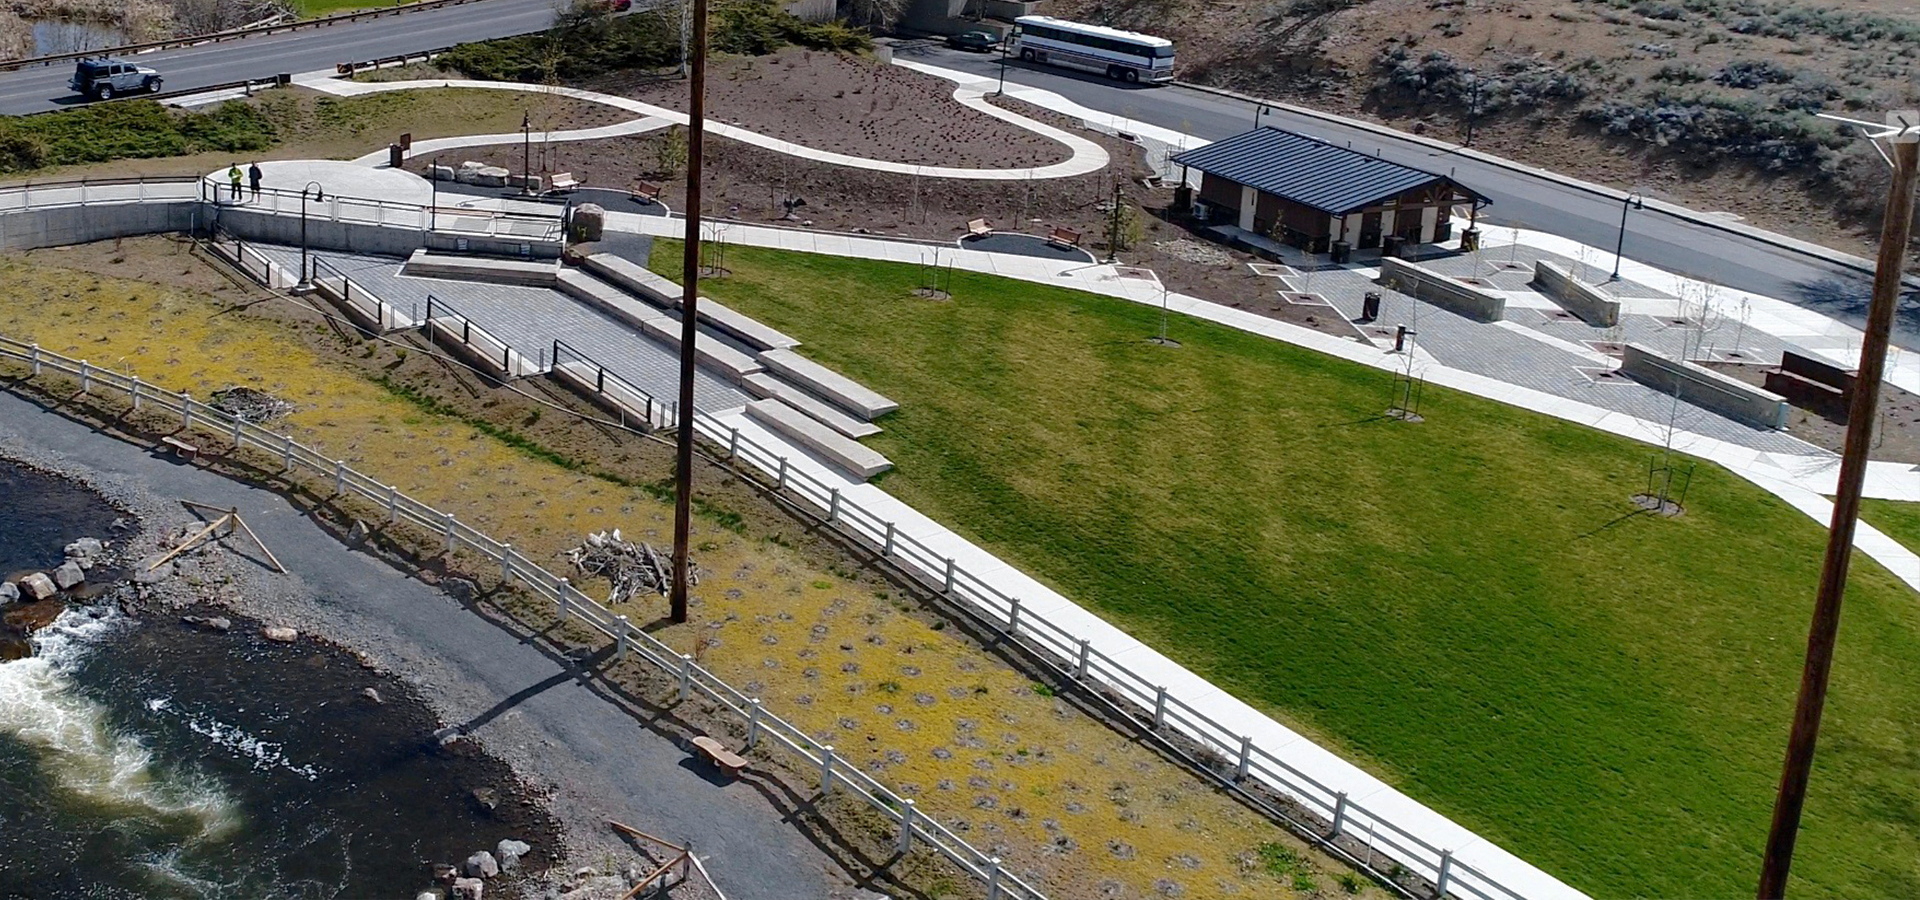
left=653, top=241, right=1920, bottom=899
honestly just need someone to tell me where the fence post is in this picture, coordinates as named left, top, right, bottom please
left=443, top=513, right=458, bottom=553
left=820, top=745, right=836, bottom=795
left=827, top=488, right=840, bottom=523
left=1235, top=735, right=1252, bottom=782
left=78, top=359, right=90, bottom=393
left=898, top=798, right=916, bottom=855
left=182, top=391, right=193, bottom=429
left=29, top=343, right=40, bottom=376
left=747, top=698, right=763, bottom=748
left=987, top=858, right=1003, bottom=900
left=1331, top=791, right=1349, bottom=838
left=1007, top=598, right=1021, bottom=635
left=883, top=522, right=895, bottom=557
left=387, top=484, right=398, bottom=523
left=943, top=558, right=955, bottom=594
left=776, top=457, right=788, bottom=490
left=130, top=377, right=142, bottom=411
left=678, top=653, right=693, bottom=702
left=231, top=412, right=242, bottom=447
left=1436, top=850, right=1454, bottom=898
left=727, top=428, right=739, bottom=459
left=499, top=542, right=513, bottom=580
left=1075, top=639, right=1090, bottom=679
left=334, top=459, right=345, bottom=494
left=558, top=577, right=571, bottom=619
left=1152, top=686, right=1167, bottom=730
left=616, top=615, right=629, bottom=658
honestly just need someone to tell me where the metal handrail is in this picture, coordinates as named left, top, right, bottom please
left=550, top=339, right=674, bottom=429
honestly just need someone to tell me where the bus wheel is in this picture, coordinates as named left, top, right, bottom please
left=1020, top=48, right=1035, bottom=62
left=1106, top=65, right=1122, bottom=79
left=1123, top=68, right=1140, bottom=83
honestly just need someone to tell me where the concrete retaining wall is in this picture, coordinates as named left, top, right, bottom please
left=0, top=201, right=198, bottom=251
left=216, top=207, right=561, bottom=260
left=1621, top=343, right=1789, bottom=430
left=1377, top=257, right=1506, bottom=323
left=1531, top=260, right=1621, bottom=327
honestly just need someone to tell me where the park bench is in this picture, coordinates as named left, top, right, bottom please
left=161, top=435, right=199, bottom=462
left=1047, top=225, right=1081, bottom=248
left=549, top=172, right=581, bottom=191
left=966, top=217, right=992, bottom=237
left=633, top=181, right=662, bottom=203
left=691, top=735, right=748, bottom=778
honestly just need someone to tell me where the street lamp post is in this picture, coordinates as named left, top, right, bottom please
left=1253, top=103, right=1270, bottom=130
left=295, top=180, right=324, bottom=292
left=994, top=36, right=1009, bottom=96
left=521, top=110, right=533, bottom=196
left=1610, top=191, right=1643, bottom=281
left=1464, top=71, right=1481, bottom=147
left=430, top=156, right=440, bottom=231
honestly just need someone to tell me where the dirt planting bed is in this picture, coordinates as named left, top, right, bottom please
left=583, top=47, right=1073, bottom=169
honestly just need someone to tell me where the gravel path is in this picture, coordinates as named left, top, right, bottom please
left=0, top=389, right=840, bottom=900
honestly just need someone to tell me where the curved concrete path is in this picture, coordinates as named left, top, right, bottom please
left=302, top=74, right=1110, bottom=180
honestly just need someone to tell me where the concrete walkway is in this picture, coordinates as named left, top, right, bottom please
left=0, top=389, right=838, bottom=900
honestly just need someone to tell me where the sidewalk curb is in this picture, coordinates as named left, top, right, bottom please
left=1174, top=80, right=1916, bottom=288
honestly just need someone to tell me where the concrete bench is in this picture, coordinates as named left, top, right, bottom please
left=556, top=269, right=675, bottom=332
left=1377, top=257, right=1505, bottom=323
left=757, top=348, right=897, bottom=421
left=161, top=435, right=199, bottom=462
left=1530, top=260, right=1620, bottom=327
left=1621, top=343, right=1788, bottom=430
left=402, top=249, right=559, bottom=287
left=745, top=399, right=892, bottom=480
left=640, top=317, right=764, bottom=381
left=691, top=735, right=747, bottom=778
left=743, top=373, right=880, bottom=439
left=582, top=253, right=682, bottom=307
left=583, top=254, right=799, bottom=351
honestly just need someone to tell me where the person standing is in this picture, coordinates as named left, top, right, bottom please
left=226, top=163, right=243, bottom=202
left=248, top=162, right=262, bottom=200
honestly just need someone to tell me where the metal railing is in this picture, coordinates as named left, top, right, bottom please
left=206, top=226, right=283, bottom=287
left=312, top=257, right=406, bottom=332
left=0, top=175, right=200, bottom=211
left=200, top=178, right=564, bottom=242
left=424, top=294, right=531, bottom=376
left=550, top=339, right=675, bottom=430
left=0, top=334, right=1048, bottom=900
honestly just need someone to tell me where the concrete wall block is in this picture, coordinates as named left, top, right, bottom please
left=1377, top=257, right=1506, bottom=323
left=1621, top=343, right=1789, bottom=430
left=1531, top=260, right=1621, bottom=327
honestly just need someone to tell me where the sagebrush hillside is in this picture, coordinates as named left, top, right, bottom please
left=1052, top=0, right=1920, bottom=254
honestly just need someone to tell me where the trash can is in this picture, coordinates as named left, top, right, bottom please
left=1460, top=228, right=1481, bottom=252
left=1330, top=240, right=1352, bottom=264
left=388, top=143, right=403, bottom=168
left=1362, top=291, right=1382, bottom=321
left=1383, top=235, right=1406, bottom=259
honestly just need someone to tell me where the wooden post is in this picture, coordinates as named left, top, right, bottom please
left=668, top=0, right=710, bottom=626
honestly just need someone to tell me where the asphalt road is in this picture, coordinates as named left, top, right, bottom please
left=0, top=0, right=559, bottom=116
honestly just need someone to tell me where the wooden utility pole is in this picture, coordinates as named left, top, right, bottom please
left=669, top=0, right=710, bottom=625
left=1758, top=121, right=1918, bottom=899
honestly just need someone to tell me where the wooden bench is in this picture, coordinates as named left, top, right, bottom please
left=161, top=435, right=199, bottom=462
left=633, top=181, right=662, bottom=202
left=549, top=172, right=581, bottom=191
left=691, top=735, right=747, bottom=778
left=1047, top=225, right=1081, bottom=248
left=966, top=217, right=992, bottom=237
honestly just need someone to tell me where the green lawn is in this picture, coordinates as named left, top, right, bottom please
left=653, top=242, right=1920, bottom=899
left=296, top=0, right=394, bottom=17
left=1865, top=498, right=1920, bottom=558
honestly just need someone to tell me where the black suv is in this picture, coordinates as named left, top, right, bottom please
left=69, top=58, right=163, bottom=101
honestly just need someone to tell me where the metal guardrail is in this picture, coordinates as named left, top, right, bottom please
left=0, top=333, right=1050, bottom=900
left=312, top=257, right=406, bottom=332
left=206, top=226, right=282, bottom=286
left=424, top=294, right=528, bottom=375
left=200, top=178, right=564, bottom=242
left=0, top=0, right=486, bottom=72
left=550, top=339, right=675, bottom=430
left=0, top=175, right=200, bottom=210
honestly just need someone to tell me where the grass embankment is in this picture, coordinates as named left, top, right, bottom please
left=0, top=87, right=623, bottom=179
left=0, top=242, right=1381, bottom=900
left=649, top=240, right=1920, bottom=899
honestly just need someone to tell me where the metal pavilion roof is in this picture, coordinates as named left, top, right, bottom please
left=1171, top=127, right=1489, bottom=216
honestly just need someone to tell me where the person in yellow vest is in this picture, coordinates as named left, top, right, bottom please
left=226, top=164, right=243, bottom=202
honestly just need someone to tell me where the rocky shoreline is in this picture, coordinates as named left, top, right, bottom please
left=0, top=437, right=712, bottom=900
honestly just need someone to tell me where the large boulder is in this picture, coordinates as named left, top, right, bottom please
left=51, top=561, right=85, bottom=590
left=495, top=839, right=530, bottom=872
left=472, top=166, right=510, bottom=188
left=19, top=572, right=56, bottom=600
left=570, top=203, right=605, bottom=243
left=464, top=851, right=499, bottom=879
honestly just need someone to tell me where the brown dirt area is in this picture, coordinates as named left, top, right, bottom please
left=1701, top=360, right=1920, bottom=465
left=0, top=236, right=1396, bottom=900
left=1058, top=0, right=1920, bottom=260
left=583, top=46, right=1073, bottom=168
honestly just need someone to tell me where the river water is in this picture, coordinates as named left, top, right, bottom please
left=0, top=462, right=553, bottom=898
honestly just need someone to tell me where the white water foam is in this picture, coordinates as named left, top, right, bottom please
left=0, top=607, right=239, bottom=836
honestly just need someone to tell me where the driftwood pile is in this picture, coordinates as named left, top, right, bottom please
left=565, top=529, right=699, bottom=604
left=209, top=386, right=295, bottom=423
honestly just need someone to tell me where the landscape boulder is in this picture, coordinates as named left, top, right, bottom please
left=451, top=877, right=484, bottom=900
left=495, top=839, right=530, bottom=872
left=472, top=166, right=510, bottom=188
left=570, top=203, right=605, bottom=243
left=464, top=850, right=499, bottom=879
left=52, top=561, right=85, bottom=590
left=263, top=626, right=298, bottom=642
left=19, top=572, right=56, bottom=600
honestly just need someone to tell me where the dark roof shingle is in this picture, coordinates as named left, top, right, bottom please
left=1171, top=128, right=1486, bottom=216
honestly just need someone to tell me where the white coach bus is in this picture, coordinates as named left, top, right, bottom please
left=1007, top=15, right=1175, bottom=84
